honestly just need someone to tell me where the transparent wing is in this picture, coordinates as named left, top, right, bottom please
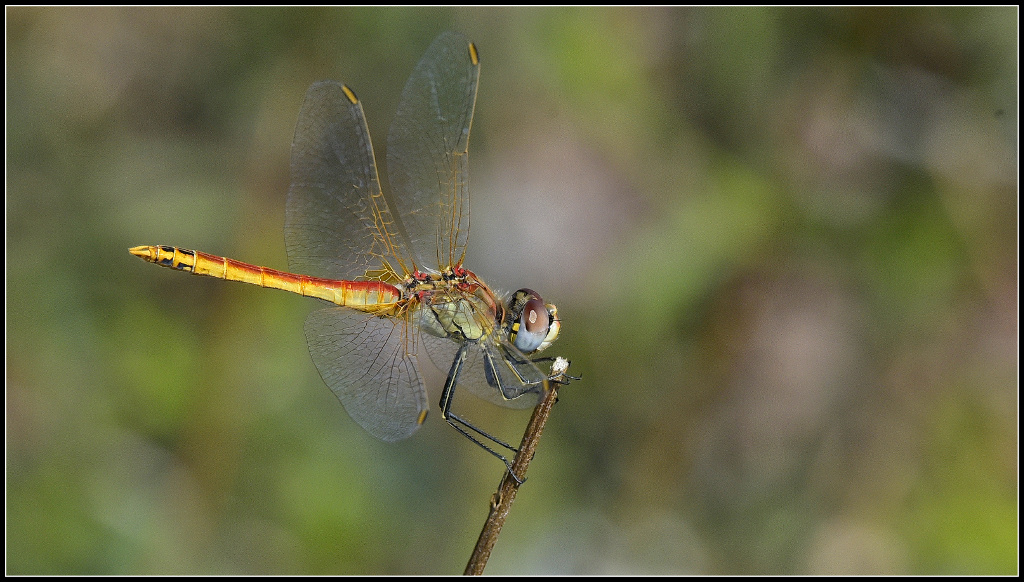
left=286, top=81, right=411, bottom=282
left=386, top=31, right=480, bottom=272
left=305, top=307, right=427, bottom=442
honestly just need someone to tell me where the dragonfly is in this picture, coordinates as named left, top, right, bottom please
left=130, top=32, right=567, bottom=480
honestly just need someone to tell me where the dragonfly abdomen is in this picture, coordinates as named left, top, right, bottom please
left=129, top=245, right=400, bottom=312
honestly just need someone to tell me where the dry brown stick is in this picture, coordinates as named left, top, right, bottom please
left=463, top=359, right=571, bottom=575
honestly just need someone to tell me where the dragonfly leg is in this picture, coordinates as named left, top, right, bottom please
left=445, top=414, right=524, bottom=484
left=441, top=344, right=526, bottom=483
left=483, top=348, right=581, bottom=401
left=496, top=352, right=581, bottom=386
left=445, top=410, right=519, bottom=452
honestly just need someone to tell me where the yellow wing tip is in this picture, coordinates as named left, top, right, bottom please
left=417, top=409, right=429, bottom=425
left=341, top=84, right=359, bottom=105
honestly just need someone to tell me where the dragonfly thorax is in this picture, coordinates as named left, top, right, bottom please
left=406, top=267, right=502, bottom=345
left=407, top=267, right=561, bottom=357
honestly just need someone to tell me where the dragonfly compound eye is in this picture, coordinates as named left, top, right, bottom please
left=509, top=289, right=550, bottom=353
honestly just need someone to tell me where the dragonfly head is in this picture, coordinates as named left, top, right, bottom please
left=507, top=289, right=560, bottom=354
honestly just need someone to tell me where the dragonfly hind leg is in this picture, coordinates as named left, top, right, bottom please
left=444, top=413, right=525, bottom=484
left=440, top=344, right=527, bottom=483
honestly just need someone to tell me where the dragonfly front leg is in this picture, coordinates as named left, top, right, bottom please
left=483, top=347, right=578, bottom=401
left=440, top=344, right=526, bottom=483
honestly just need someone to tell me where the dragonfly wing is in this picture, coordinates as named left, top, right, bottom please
left=386, top=31, right=480, bottom=271
left=286, top=81, right=411, bottom=282
left=305, top=307, right=427, bottom=441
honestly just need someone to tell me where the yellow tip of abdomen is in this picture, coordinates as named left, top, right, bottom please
left=129, top=245, right=156, bottom=260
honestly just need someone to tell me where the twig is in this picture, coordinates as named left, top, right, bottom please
left=463, top=358, right=572, bottom=575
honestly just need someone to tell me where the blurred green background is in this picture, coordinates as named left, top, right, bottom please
left=6, top=7, right=1017, bottom=574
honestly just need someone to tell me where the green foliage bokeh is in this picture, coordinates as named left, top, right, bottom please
left=6, top=6, right=1017, bottom=574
